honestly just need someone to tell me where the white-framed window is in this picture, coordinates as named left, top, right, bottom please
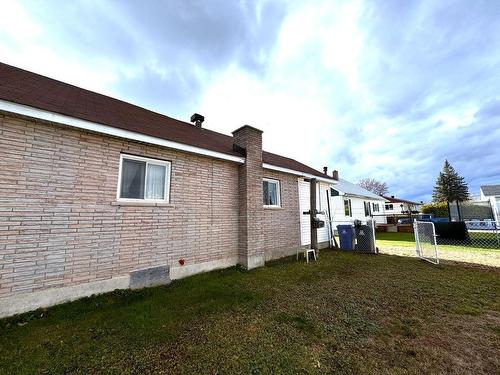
left=263, top=178, right=281, bottom=207
left=344, top=199, right=352, bottom=217
left=117, top=154, right=171, bottom=202
left=372, top=203, right=380, bottom=212
left=385, top=203, right=394, bottom=210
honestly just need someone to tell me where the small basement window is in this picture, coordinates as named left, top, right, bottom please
left=117, top=154, right=171, bottom=202
left=263, top=178, right=281, bottom=207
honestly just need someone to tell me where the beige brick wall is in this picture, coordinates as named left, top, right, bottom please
left=0, top=113, right=240, bottom=299
left=262, top=171, right=302, bottom=260
left=232, top=126, right=265, bottom=269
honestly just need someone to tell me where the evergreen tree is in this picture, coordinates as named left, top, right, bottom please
left=432, top=160, right=469, bottom=202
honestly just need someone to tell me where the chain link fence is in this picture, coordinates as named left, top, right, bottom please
left=373, top=199, right=500, bottom=266
left=444, top=200, right=500, bottom=251
left=414, top=221, right=439, bottom=264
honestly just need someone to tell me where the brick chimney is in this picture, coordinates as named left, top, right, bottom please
left=332, top=170, right=339, bottom=180
left=232, top=125, right=264, bottom=269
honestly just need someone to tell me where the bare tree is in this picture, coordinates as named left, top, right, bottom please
left=358, top=178, right=389, bottom=196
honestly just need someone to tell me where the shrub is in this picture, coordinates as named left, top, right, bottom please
left=421, top=202, right=449, bottom=218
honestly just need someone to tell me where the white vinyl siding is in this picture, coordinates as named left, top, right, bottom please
left=298, top=179, right=311, bottom=245
left=298, top=180, right=334, bottom=245
left=329, top=196, right=387, bottom=226
left=317, top=182, right=332, bottom=244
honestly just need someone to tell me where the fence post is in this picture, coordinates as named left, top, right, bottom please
left=430, top=221, right=439, bottom=265
left=413, top=219, right=420, bottom=257
left=371, top=219, right=377, bottom=253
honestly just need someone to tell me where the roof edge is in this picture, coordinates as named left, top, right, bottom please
left=0, top=99, right=246, bottom=164
left=263, top=163, right=337, bottom=184
left=381, top=195, right=420, bottom=205
left=343, top=192, right=386, bottom=201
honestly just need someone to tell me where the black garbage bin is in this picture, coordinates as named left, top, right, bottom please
left=354, top=224, right=376, bottom=253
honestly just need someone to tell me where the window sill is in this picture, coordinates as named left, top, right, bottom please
left=112, top=201, right=171, bottom=207
left=264, top=206, right=283, bottom=210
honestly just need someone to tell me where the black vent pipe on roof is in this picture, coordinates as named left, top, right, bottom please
left=190, top=113, right=204, bottom=128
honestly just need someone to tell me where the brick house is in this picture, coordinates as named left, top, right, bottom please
left=0, top=63, right=336, bottom=317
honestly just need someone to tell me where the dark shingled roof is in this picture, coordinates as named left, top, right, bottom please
left=0, top=62, right=332, bottom=180
left=480, top=185, right=500, bottom=196
left=262, top=151, right=333, bottom=179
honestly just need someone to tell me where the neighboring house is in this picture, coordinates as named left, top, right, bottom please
left=326, top=178, right=387, bottom=227
left=480, top=185, right=500, bottom=222
left=381, top=195, right=422, bottom=223
left=0, top=62, right=337, bottom=317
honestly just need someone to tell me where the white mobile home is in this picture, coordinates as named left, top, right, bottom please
left=326, top=179, right=387, bottom=227
left=480, top=185, right=500, bottom=222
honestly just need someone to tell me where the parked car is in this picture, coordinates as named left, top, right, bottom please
left=417, top=214, right=433, bottom=222
left=465, top=219, right=497, bottom=230
left=432, top=217, right=449, bottom=223
left=413, top=214, right=449, bottom=223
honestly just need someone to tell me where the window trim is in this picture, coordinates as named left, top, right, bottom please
left=263, top=177, right=281, bottom=208
left=116, top=153, right=171, bottom=203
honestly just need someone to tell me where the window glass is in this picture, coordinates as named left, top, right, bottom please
left=344, top=199, right=351, bottom=216
left=364, top=201, right=371, bottom=216
left=120, top=159, right=145, bottom=199
left=146, top=164, right=166, bottom=199
left=263, top=179, right=280, bottom=206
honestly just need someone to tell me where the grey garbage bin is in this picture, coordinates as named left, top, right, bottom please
left=354, top=224, right=377, bottom=253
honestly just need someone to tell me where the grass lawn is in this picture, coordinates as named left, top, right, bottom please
left=1, top=251, right=499, bottom=374
left=376, top=232, right=500, bottom=267
left=376, top=231, right=500, bottom=252
left=376, top=232, right=416, bottom=248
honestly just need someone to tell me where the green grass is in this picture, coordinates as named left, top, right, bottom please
left=376, top=232, right=416, bottom=247
left=1, top=252, right=499, bottom=374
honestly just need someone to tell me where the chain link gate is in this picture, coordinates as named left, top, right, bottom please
left=414, top=220, right=439, bottom=264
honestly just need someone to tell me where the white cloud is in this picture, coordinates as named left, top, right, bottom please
left=1, top=0, right=500, bottom=202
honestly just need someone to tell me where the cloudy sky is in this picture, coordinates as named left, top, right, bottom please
left=2, top=0, right=500, bottom=201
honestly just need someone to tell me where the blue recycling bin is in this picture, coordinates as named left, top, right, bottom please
left=337, top=225, right=354, bottom=250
